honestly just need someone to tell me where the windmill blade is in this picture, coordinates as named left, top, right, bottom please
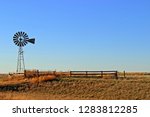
left=15, top=32, right=20, bottom=37
left=22, top=41, right=27, bottom=46
left=18, top=42, right=21, bottom=47
left=26, top=38, right=35, bottom=44
left=21, top=31, right=23, bottom=35
left=14, top=41, right=18, bottom=45
left=14, top=40, right=18, bottom=45
left=18, top=32, right=21, bottom=36
left=23, top=33, right=28, bottom=39
left=24, top=40, right=28, bottom=45
left=13, top=35, right=17, bottom=39
left=22, top=32, right=25, bottom=36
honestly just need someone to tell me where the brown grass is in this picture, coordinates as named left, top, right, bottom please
left=0, top=74, right=150, bottom=100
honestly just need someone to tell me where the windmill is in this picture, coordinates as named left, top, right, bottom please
left=13, top=31, right=35, bottom=73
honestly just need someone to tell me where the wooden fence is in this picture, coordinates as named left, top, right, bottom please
left=70, top=71, right=118, bottom=79
left=24, top=70, right=118, bottom=79
left=24, top=70, right=57, bottom=78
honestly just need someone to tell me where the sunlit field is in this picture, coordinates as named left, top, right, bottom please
left=0, top=73, right=150, bottom=100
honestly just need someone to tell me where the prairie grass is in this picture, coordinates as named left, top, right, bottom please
left=0, top=75, right=150, bottom=100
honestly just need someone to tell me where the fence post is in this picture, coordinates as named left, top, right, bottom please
left=86, top=71, right=88, bottom=77
left=123, top=71, right=126, bottom=78
left=70, top=71, right=72, bottom=77
left=37, top=70, right=39, bottom=77
left=53, top=71, right=56, bottom=76
left=101, top=71, right=103, bottom=78
left=24, top=70, right=26, bottom=78
left=116, top=71, right=118, bottom=79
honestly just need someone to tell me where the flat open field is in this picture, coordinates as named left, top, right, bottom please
left=0, top=74, right=150, bottom=100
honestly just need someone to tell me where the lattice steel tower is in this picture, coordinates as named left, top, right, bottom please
left=13, top=31, right=35, bottom=73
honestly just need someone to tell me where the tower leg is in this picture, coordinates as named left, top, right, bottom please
left=17, top=47, right=25, bottom=73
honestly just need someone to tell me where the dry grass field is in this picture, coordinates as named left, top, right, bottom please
left=0, top=73, right=150, bottom=100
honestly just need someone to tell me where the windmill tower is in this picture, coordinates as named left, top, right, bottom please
left=13, top=31, right=35, bottom=73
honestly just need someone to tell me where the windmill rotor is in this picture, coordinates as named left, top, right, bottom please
left=13, top=31, right=28, bottom=47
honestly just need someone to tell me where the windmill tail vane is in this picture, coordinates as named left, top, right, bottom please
left=26, top=38, right=35, bottom=44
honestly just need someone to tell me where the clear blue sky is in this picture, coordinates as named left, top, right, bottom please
left=0, top=0, right=150, bottom=73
